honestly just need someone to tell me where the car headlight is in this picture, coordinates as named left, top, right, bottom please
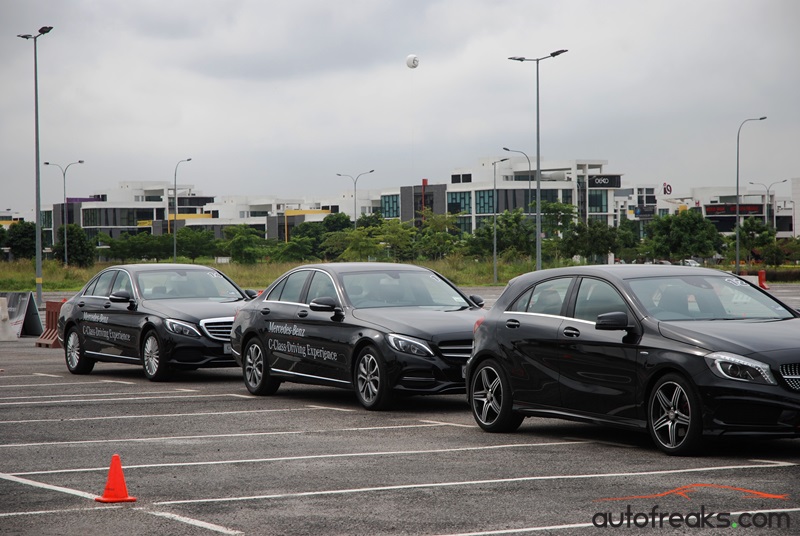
left=705, top=352, right=776, bottom=385
left=165, top=319, right=202, bottom=338
left=386, top=334, right=434, bottom=357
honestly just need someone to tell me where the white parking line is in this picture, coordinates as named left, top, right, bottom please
left=13, top=441, right=588, bottom=476
left=0, top=506, right=124, bottom=518
left=0, top=388, right=198, bottom=400
left=0, top=471, right=98, bottom=500
left=141, top=510, right=244, bottom=535
left=0, top=406, right=330, bottom=425
left=0, top=381, right=138, bottom=388
left=0, top=393, right=243, bottom=407
left=154, top=459, right=795, bottom=506
left=0, top=422, right=447, bottom=448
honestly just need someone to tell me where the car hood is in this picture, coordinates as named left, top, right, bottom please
left=142, top=298, right=247, bottom=322
left=658, top=318, right=800, bottom=359
left=351, top=306, right=484, bottom=341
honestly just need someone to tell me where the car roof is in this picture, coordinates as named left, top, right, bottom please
left=509, top=264, right=729, bottom=286
left=105, top=263, right=223, bottom=274
left=288, top=262, right=433, bottom=274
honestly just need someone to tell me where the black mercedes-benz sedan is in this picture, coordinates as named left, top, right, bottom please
left=466, top=264, right=800, bottom=455
left=230, top=262, right=485, bottom=410
left=57, top=264, right=257, bottom=381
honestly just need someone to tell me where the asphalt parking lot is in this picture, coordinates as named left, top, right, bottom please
left=1, top=285, right=800, bottom=535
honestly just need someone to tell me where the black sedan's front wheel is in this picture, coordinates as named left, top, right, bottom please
left=243, top=339, right=281, bottom=396
left=65, top=327, right=94, bottom=374
left=142, top=330, right=170, bottom=381
left=470, top=359, right=523, bottom=432
left=648, top=373, right=704, bottom=455
left=354, top=345, right=392, bottom=410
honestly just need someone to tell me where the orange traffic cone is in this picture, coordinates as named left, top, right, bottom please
left=95, top=454, right=137, bottom=503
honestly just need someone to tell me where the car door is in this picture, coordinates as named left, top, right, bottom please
left=256, top=270, right=311, bottom=377
left=75, top=270, right=118, bottom=357
left=291, top=270, right=352, bottom=384
left=497, top=277, right=573, bottom=408
left=104, top=270, right=143, bottom=360
left=557, top=277, right=638, bottom=420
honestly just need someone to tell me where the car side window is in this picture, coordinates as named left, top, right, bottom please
left=508, top=288, right=533, bottom=312
left=88, top=271, right=117, bottom=298
left=110, top=272, right=133, bottom=296
left=270, top=271, right=309, bottom=303
left=573, top=279, right=628, bottom=322
left=529, top=278, right=570, bottom=315
left=306, top=272, right=337, bottom=304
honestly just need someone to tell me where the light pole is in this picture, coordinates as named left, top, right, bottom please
left=44, top=160, right=84, bottom=266
left=503, top=147, right=535, bottom=269
left=173, top=158, right=191, bottom=262
left=18, top=25, right=53, bottom=307
left=749, top=179, right=787, bottom=228
left=508, top=49, right=568, bottom=272
left=337, top=170, right=374, bottom=230
left=735, top=116, right=766, bottom=274
left=492, top=158, right=508, bottom=283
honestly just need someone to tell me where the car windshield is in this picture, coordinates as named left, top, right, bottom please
left=627, top=275, right=794, bottom=321
left=136, top=269, right=243, bottom=301
left=341, top=270, right=471, bottom=310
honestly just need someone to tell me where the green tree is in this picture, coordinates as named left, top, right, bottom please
left=356, top=211, right=384, bottom=230
left=737, top=216, right=774, bottom=264
left=177, top=227, right=216, bottom=261
left=323, top=212, right=354, bottom=234
left=7, top=221, right=37, bottom=260
left=0, top=225, right=7, bottom=251
left=338, top=229, right=383, bottom=261
left=224, top=225, right=268, bottom=264
left=377, top=219, right=417, bottom=261
left=561, top=220, right=618, bottom=263
left=643, top=210, right=722, bottom=262
left=273, top=237, right=318, bottom=262
left=52, top=224, right=95, bottom=267
left=416, top=208, right=462, bottom=260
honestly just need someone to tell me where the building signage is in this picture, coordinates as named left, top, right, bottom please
left=634, top=205, right=656, bottom=218
left=588, top=175, right=621, bottom=188
left=704, top=204, right=762, bottom=216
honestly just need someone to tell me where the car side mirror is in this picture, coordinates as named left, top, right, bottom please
left=245, top=289, right=259, bottom=299
left=469, top=294, right=485, bottom=308
left=109, top=290, right=132, bottom=303
left=595, top=311, right=629, bottom=330
left=310, top=296, right=338, bottom=312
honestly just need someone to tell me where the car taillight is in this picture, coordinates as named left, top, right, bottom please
left=473, top=317, right=485, bottom=334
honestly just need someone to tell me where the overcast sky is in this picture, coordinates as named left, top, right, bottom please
left=2, top=0, right=798, bottom=219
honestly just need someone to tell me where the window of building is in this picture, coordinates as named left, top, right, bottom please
left=475, top=190, right=495, bottom=215
left=562, top=189, right=573, bottom=205
left=461, top=173, right=472, bottom=183
left=381, top=194, right=400, bottom=218
left=588, top=190, right=608, bottom=213
left=447, top=192, right=472, bottom=214
left=451, top=174, right=461, bottom=184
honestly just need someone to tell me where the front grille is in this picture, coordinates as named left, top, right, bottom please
left=200, top=317, right=234, bottom=342
left=780, top=363, right=800, bottom=391
left=437, top=339, right=473, bottom=364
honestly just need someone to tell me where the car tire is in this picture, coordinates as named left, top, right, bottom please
left=354, top=345, right=392, bottom=411
left=142, top=330, right=170, bottom=381
left=64, top=327, right=94, bottom=374
left=470, top=358, right=523, bottom=433
left=243, top=338, right=281, bottom=396
left=648, top=373, right=704, bottom=455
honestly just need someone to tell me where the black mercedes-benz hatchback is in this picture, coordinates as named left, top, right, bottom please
left=57, top=264, right=256, bottom=381
left=230, top=262, right=485, bottom=410
left=466, top=265, right=800, bottom=455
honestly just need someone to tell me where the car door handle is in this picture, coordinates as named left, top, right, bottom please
left=505, top=319, right=520, bottom=329
left=103, top=301, right=112, bottom=309
left=77, top=301, right=86, bottom=308
left=297, top=310, right=308, bottom=318
left=260, top=307, right=271, bottom=315
left=563, top=326, right=581, bottom=337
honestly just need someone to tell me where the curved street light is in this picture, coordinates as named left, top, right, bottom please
left=173, top=158, right=192, bottom=261
left=749, top=179, right=787, bottom=228
left=492, top=158, right=508, bottom=283
left=503, top=147, right=536, bottom=269
left=44, top=159, right=84, bottom=265
left=507, top=49, right=568, bottom=272
left=18, top=25, right=53, bottom=306
left=735, top=116, right=766, bottom=274
left=337, top=170, right=374, bottom=230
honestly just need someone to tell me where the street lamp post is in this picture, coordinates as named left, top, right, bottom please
left=502, top=147, right=535, bottom=268
left=749, top=179, right=787, bottom=228
left=44, top=160, right=84, bottom=265
left=735, top=116, right=766, bottom=274
left=337, top=170, right=374, bottom=230
left=173, top=158, right=192, bottom=262
left=492, top=158, right=508, bottom=283
left=508, top=49, right=568, bottom=272
left=18, top=25, right=53, bottom=307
